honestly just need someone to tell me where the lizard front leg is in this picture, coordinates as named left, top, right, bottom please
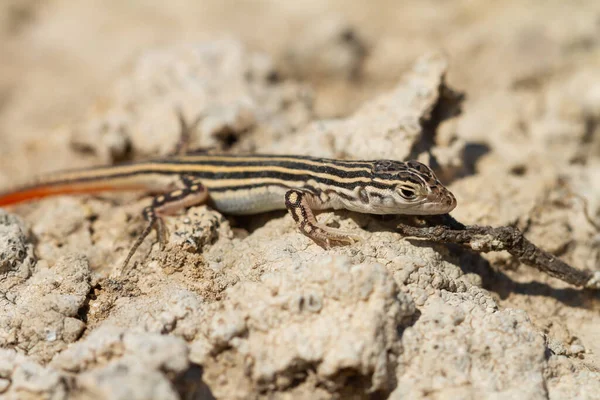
left=284, top=189, right=362, bottom=247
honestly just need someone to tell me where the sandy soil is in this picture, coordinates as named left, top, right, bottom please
left=0, top=1, right=599, bottom=399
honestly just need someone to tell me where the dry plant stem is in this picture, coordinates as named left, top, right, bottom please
left=396, top=215, right=600, bottom=289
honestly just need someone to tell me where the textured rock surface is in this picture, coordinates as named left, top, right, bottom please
left=1, top=2, right=599, bottom=399
left=266, top=52, right=453, bottom=162
left=202, top=256, right=412, bottom=395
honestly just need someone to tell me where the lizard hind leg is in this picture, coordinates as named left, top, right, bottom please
left=121, top=206, right=159, bottom=271
left=121, top=181, right=209, bottom=270
left=284, top=189, right=362, bottom=248
left=173, top=108, right=214, bottom=155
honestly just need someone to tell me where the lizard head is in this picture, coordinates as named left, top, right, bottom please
left=364, top=160, right=457, bottom=215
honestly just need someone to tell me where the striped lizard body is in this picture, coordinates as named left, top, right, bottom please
left=0, top=154, right=457, bottom=267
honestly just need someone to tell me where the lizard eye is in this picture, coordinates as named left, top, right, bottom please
left=399, top=187, right=417, bottom=199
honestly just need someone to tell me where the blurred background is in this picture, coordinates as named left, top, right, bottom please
left=1, top=3, right=600, bottom=396
left=2, top=0, right=599, bottom=148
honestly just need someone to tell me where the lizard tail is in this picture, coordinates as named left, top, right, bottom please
left=0, top=162, right=183, bottom=207
left=0, top=182, right=136, bottom=207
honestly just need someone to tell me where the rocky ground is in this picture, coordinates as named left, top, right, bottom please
left=0, top=1, right=599, bottom=399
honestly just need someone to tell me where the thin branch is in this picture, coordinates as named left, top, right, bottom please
left=396, top=214, right=600, bottom=289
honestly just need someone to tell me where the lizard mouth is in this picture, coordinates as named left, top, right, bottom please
left=442, top=191, right=457, bottom=212
left=425, top=190, right=457, bottom=214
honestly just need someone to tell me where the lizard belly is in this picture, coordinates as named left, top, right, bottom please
left=208, top=185, right=288, bottom=215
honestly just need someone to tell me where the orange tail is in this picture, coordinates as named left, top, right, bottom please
left=0, top=183, right=141, bottom=207
left=0, top=160, right=180, bottom=208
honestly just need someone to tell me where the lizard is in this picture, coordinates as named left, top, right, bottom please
left=0, top=118, right=457, bottom=268
left=0, top=154, right=457, bottom=267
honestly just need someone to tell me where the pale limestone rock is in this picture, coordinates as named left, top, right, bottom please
left=0, top=253, right=90, bottom=364
left=203, top=256, right=412, bottom=394
left=0, top=33, right=598, bottom=400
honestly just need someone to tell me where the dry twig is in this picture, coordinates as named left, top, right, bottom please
left=396, top=215, right=600, bottom=289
